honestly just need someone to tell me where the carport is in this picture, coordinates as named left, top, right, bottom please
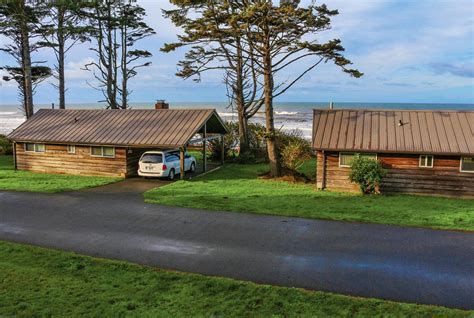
left=8, top=108, right=228, bottom=179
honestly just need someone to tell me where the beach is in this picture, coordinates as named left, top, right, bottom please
left=1, top=102, right=472, bottom=139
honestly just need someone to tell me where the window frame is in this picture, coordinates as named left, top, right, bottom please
left=25, top=143, right=45, bottom=153
left=90, top=146, right=115, bottom=158
left=460, top=156, right=474, bottom=173
left=339, top=152, right=377, bottom=168
left=419, top=155, right=434, bottom=168
left=67, top=145, right=76, bottom=154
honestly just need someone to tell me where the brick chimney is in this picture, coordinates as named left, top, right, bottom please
left=155, top=100, right=169, bottom=110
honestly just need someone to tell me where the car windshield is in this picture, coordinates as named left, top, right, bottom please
left=141, top=154, right=163, bottom=163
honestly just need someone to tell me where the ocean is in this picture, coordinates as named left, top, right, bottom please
left=1, top=102, right=473, bottom=139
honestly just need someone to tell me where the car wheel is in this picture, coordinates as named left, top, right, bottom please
left=190, top=162, right=196, bottom=173
left=168, top=169, right=175, bottom=180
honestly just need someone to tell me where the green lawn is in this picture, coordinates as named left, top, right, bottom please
left=297, top=156, right=317, bottom=180
left=0, top=240, right=470, bottom=317
left=145, top=163, right=474, bottom=231
left=0, top=155, right=121, bottom=193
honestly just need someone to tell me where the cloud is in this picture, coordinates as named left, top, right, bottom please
left=428, top=63, right=474, bottom=78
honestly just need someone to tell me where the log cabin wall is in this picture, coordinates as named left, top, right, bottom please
left=316, top=151, right=474, bottom=198
left=316, top=151, right=359, bottom=192
left=15, top=143, right=127, bottom=177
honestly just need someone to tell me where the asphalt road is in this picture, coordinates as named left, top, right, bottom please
left=0, top=181, right=473, bottom=310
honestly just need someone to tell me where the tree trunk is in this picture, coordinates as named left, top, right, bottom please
left=121, top=20, right=127, bottom=109
left=57, top=7, right=65, bottom=109
left=237, top=104, right=250, bottom=154
left=106, top=2, right=116, bottom=109
left=234, top=43, right=250, bottom=154
left=19, top=0, right=33, bottom=118
left=263, top=39, right=281, bottom=177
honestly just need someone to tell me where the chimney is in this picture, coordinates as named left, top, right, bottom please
left=155, top=100, right=169, bottom=110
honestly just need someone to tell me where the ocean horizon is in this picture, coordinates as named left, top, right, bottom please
left=1, top=101, right=473, bottom=138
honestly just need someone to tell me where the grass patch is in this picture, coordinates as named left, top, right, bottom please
left=0, top=155, right=121, bottom=193
left=297, top=156, right=316, bottom=180
left=0, top=240, right=470, bottom=317
left=145, top=163, right=474, bottom=231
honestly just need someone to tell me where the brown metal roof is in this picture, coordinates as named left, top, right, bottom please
left=312, top=109, right=474, bottom=155
left=8, top=109, right=227, bottom=148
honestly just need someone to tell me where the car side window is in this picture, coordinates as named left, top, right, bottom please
left=165, top=154, right=179, bottom=162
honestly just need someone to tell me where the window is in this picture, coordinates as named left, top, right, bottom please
left=67, top=145, right=75, bottom=154
left=141, top=154, right=163, bottom=163
left=165, top=154, right=179, bottom=162
left=90, top=146, right=115, bottom=158
left=419, top=155, right=434, bottom=168
left=25, top=143, right=35, bottom=152
left=460, top=157, right=474, bottom=173
left=25, top=143, right=45, bottom=153
left=339, top=152, right=377, bottom=167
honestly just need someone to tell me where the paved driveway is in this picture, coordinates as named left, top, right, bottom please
left=0, top=183, right=473, bottom=310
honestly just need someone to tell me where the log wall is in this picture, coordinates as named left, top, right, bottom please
left=316, top=151, right=474, bottom=198
left=15, top=143, right=128, bottom=177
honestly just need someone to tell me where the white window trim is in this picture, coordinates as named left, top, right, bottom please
left=460, top=157, right=474, bottom=173
left=419, top=155, right=434, bottom=168
left=339, top=152, right=377, bottom=168
left=67, top=145, right=76, bottom=154
left=90, top=146, right=115, bottom=158
left=25, top=143, right=45, bottom=153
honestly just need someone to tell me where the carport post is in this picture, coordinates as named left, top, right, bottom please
left=13, top=141, right=17, bottom=171
left=202, top=123, right=207, bottom=173
left=180, top=147, right=185, bottom=180
left=220, top=135, right=225, bottom=165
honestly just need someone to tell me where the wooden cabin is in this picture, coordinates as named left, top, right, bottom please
left=312, top=109, right=474, bottom=198
left=7, top=108, right=227, bottom=178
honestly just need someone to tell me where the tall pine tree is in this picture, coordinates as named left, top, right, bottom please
left=37, top=1, right=92, bottom=109
left=163, top=0, right=264, bottom=154
left=0, top=0, right=45, bottom=118
left=83, top=1, right=154, bottom=109
left=239, top=0, right=362, bottom=176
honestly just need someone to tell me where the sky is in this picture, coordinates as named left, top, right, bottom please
left=0, top=0, right=473, bottom=106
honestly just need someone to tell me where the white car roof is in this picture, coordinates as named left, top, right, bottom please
left=142, top=150, right=178, bottom=155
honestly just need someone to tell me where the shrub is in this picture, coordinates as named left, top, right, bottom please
left=277, top=129, right=312, bottom=171
left=0, top=134, right=12, bottom=155
left=348, top=155, right=387, bottom=194
left=208, top=121, right=267, bottom=163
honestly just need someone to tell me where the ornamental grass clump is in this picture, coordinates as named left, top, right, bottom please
left=349, top=155, right=386, bottom=194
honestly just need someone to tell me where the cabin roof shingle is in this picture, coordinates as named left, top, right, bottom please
left=8, top=108, right=227, bottom=148
left=312, top=109, right=474, bottom=156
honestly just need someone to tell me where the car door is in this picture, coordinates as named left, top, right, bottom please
left=184, top=153, right=191, bottom=170
left=167, top=154, right=180, bottom=173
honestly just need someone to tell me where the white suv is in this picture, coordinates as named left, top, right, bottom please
left=138, top=150, right=196, bottom=180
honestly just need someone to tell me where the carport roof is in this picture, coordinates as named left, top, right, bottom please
left=8, top=108, right=227, bottom=148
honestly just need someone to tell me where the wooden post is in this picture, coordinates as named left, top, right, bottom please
left=202, top=123, right=207, bottom=173
left=314, top=151, right=317, bottom=185
left=180, top=147, right=185, bottom=180
left=13, top=142, right=17, bottom=171
left=220, top=135, right=225, bottom=165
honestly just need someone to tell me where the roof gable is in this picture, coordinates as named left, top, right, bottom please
left=8, top=109, right=227, bottom=148
left=312, top=109, right=474, bottom=155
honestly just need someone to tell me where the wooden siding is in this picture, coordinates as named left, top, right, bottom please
left=316, top=151, right=474, bottom=198
left=16, top=143, right=127, bottom=177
